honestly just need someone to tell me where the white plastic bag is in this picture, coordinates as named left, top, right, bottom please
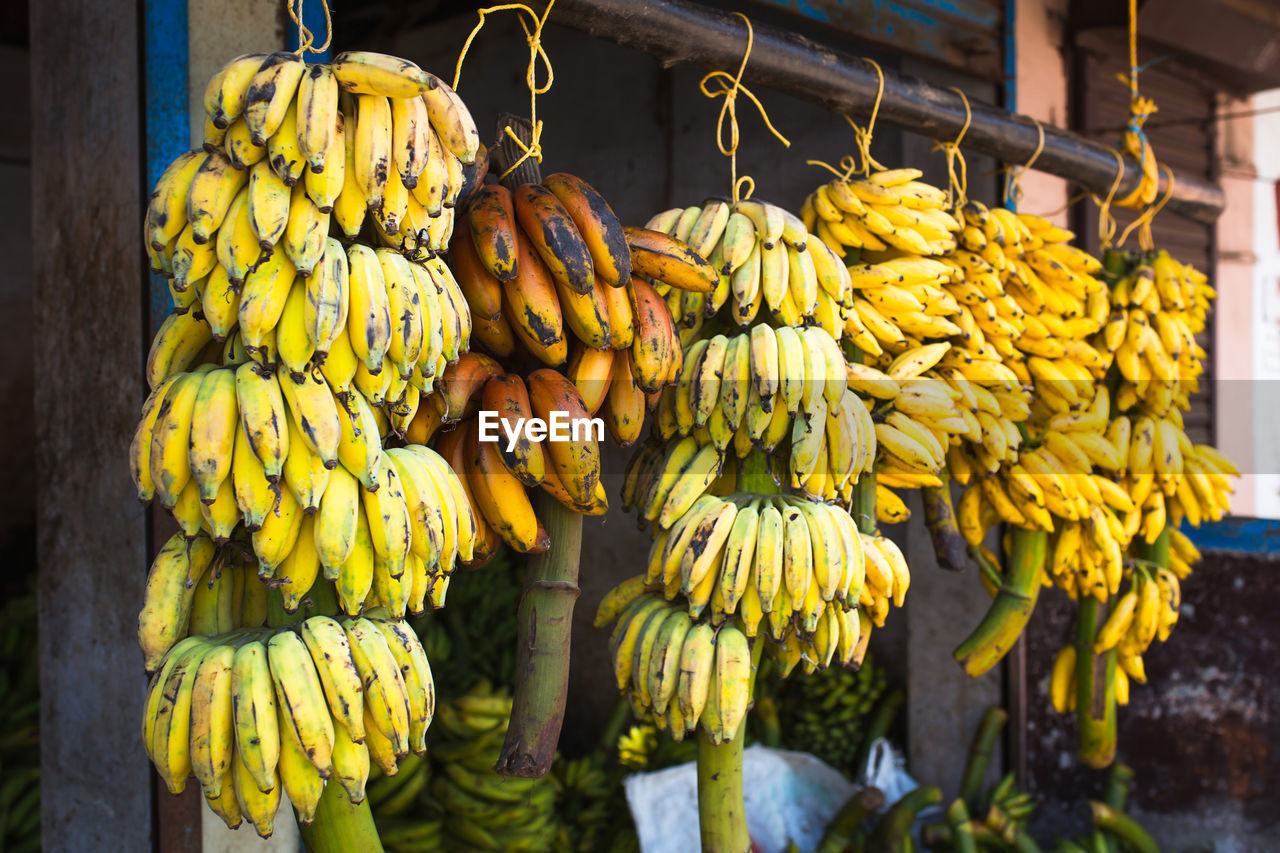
left=858, top=737, right=917, bottom=809
left=624, top=746, right=855, bottom=853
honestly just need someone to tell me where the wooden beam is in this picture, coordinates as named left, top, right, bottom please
left=545, top=0, right=1226, bottom=223
left=31, top=0, right=152, bottom=849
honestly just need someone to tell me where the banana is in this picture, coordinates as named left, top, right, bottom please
left=344, top=617, right=412, bottom=754
left=267, top=629, right=336, bottom=777
left=137, top=532, right=217, bottom=671
left=528, top=368, right=600, bottom=505
left=467, top=185, right=519, bottom=282
left=187, top=149, right=249, bottom=242
left=676, top=622, right=716, bottom=725
left=469, top=425, right=548, bottom=554
left=420, top=77, right=479, bottom=165
left=505, top=228, right=568, bottom=365
left=624, top=227, right=718, bottom=293
left=146, top=311, right=215, bottom=391
left=282, top=181, right=329, bottom=275
left=514, top=182, right=594, bottom=294
left=231, top=640, right=280, bottom=793
left=276, top=700, right=324, bottom=825
left=346, top=243, right=393, bottom=372
left=544, top=173, right=631, bottom=288
left=352, top=94, right=392, bottom=212
left=205, top=53, right=270, bottom=128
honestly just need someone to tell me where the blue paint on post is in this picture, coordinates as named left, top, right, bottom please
left=291, top=2, right=333, bottom=62
left=1183, top=517, right=1280, bottom=555
left=143, top=0, right=190, bottom=333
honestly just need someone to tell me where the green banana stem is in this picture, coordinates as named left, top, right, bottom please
left=954, top=528, right=1046, bottom=677
left=1090, top=802, right=1158, bottom=853
left=697, top=719, right=750, bottom=853
left=852, top=473, right=878, bottom=536
left=1075, top=597, right=1117, bottom=769
left=495, top=493, right=583, bottom=778
left=815, top=787, right=885, bottom=853
left=923, top=474, right=970, bottom=572
left=740, top=449, right=779, bottom=495
left=1134, top=526, right=1170, bottom=568
left=958, top=707, right=1007, bottom=811
left=298, top=780, right=384, bottom=853
left=1103, top=763, right=1135, bottom=810
left=873, top=785, right=943, bottom=852
left=945, top=799, right=979, bottom=853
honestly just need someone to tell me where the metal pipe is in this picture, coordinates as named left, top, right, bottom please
left=546, top=0, right=1225, bottom=223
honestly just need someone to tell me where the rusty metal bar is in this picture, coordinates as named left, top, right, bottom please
left=545, top=0, right=1225, bottom=223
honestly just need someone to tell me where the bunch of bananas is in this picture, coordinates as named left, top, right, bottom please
left=450, top=174, right=690, bottom=447
left=148, top=50, right=480, bottom=291
left=0, top=587, right=40, bottom=852
left=768, top=651, right=888, bottom=775
left=549, top=753, right=629, bottom=853
left=594, top=590, right=752, bottom=745
left=643, top=196, right=851, bottom=339
left=642, top=325, right=876, bottom=501
left=144, top=209, right=473, bottom=415
left=802, top=168, right=970, bottom=352
left=131, top=375, right=476, bottom=620
left=389, top=684, right=560, bottom=852
left=400, top=356, right=607, bottom=559
left=143, top=613, right=431, bottom=837
left=1049, top=530, right=1198, bottom=715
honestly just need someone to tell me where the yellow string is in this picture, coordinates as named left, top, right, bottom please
left=286, top=0, right=332, bottom=56
left=805, top=59, right=885, bottom=181
left=452, top=1, right=557, bottom=179
left=697, top=13, right=791, bottom=202
left=1117, top=164, right=1176, bottom=251
left=933, top=87, right=972, bottom=209
left=1094, top=148, right=1127, bottom=250
left=1003, top=117, right=1045, bottom=208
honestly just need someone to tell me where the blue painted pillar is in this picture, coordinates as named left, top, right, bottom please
left=290, top=1, right=334, bottom=62
left=143, top=0, right=190, bottom=333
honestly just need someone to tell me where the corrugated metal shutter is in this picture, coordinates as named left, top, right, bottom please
left=753, top=0, right=1007, bottom=81
left=1073, top=46, right=1217, bottom=445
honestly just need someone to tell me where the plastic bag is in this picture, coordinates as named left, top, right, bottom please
left=624, top=746, right=855, bottom=853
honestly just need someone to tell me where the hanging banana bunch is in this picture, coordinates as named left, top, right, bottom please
left=135, top=47, right=488, bottom=836
left=422, top=167, right=704, bottom=558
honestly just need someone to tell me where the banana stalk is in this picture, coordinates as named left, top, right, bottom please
left=922, top=473, right=969, bottom=572
left=871, top=785, right=943, bottom=851
left=1103, top=763, right=1134, bottom=810
left=1090, top=802, right=1158, bottom=853
left=958, top=707, right=1006, bottom=811
left=851, top=473, right=877, bottom=536
left=1075, top=596, right=1117, bottom=769
left=697, top=718, right=750, bottom=853
left=814, top=787, right=885, bottom=853
left=953, top=528, right=1046, bottom=677
left=298, top=780, right=384, bottom=853
left=739, top=449, right=778, bottom=496
left=495, top=491, right=582, bottom=777
left=944, top=799, right=978, bottom=853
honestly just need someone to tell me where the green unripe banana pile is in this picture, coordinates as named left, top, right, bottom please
left=134, top=49, right=489, bottom=837
left=371, top=684, right=561, bottom=853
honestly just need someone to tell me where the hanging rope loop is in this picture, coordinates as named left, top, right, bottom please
left=1095, top=148, right=1127, bottom=250
left=932, top=86, right=972, bottom=210
left=287, top=0, right=333, bottom=56
left=698, top=13, right=791, bottom=202
left=806, top=58, right=885, bottom=180
left=453, top=0, right=557, bottom=178
left=1003, top=117, right=1045, bottom=209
